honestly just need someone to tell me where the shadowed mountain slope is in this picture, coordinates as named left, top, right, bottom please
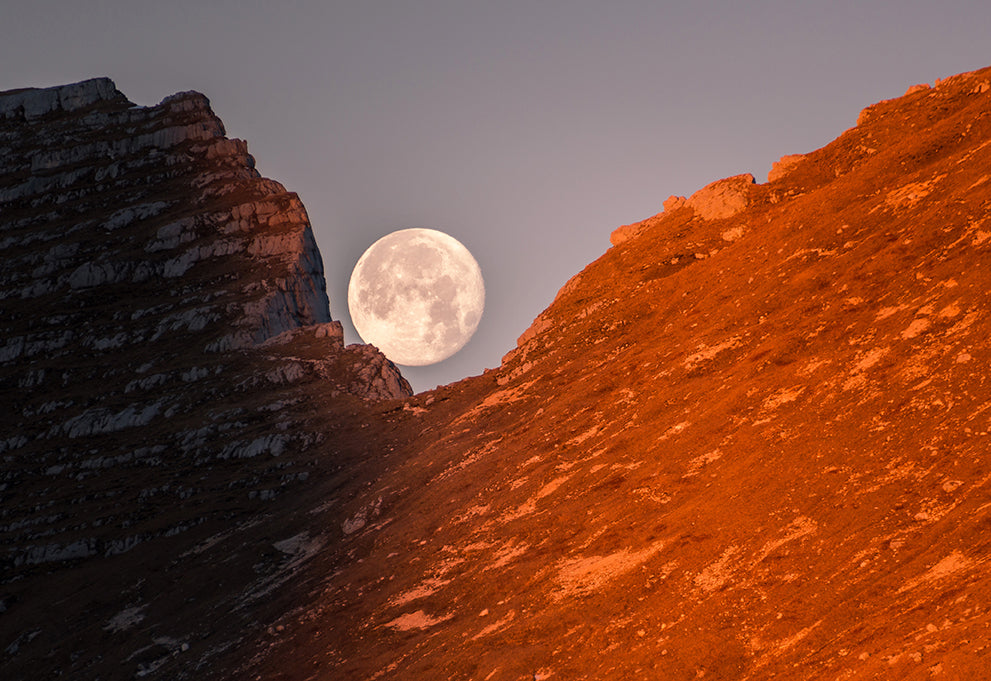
left=233, top=67, right=991, bottom=679
left=0, top=79, right=409, bottom=679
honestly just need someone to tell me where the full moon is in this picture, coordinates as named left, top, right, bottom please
left=347, top=228, right=485, bottom=366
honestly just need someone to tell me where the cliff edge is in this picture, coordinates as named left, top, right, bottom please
left=0, top=78, right=409, bottom=679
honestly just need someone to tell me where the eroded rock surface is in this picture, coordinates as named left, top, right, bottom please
left=611, top=174, right=756, bottom=246
left=0, top=79, right=409, bottom=680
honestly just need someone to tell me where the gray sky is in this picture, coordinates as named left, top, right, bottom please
left=4, top=1, right=990, bottom=391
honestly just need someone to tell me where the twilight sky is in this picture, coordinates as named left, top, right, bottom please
left=3, top=1, right=990, bottom=392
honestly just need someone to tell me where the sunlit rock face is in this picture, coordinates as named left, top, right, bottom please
left=0, top=79, right=409, bottom=679
left=236, top=66, right=991, bottom=680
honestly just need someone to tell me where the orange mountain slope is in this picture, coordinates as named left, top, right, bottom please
left=237, top=66, right=991, bottom=679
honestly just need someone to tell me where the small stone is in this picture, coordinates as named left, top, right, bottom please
left=721, top=226, right=744, bottom=242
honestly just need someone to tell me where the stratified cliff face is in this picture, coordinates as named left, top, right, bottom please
left=0, top=78, right=331, bottom=353
left=0, top=79, right=409, bottom=679
left=234, top=67, right=991, bottom=680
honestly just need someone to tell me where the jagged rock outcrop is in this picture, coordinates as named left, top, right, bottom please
left=767, top=153, right=806, bottom=183
left=0, top=79, right=409, bottom=679
left=0, top=78, right=335, bottom=352
left=611, top=173, right=756, bottom=245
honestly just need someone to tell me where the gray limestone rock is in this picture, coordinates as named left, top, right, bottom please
left=0, top=77, right=411, bottom=680
left=0, top=77, right=124, bottom=120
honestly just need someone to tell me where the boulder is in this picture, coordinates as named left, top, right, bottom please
left=682, top=173, right=755, bottom=220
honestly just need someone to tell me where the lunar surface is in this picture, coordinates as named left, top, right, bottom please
left=347, top=228, right=485, bottom=366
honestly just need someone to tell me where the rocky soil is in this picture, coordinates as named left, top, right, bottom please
left=4, top=66, right=991, bottom=680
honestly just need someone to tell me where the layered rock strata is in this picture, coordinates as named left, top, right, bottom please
left=0, top=79, right=409, bottom=679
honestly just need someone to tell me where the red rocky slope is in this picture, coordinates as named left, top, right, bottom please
left=235, top=67, right=991, bottom=679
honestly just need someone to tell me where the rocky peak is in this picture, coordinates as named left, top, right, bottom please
left=0, top=77, right=366, bottom=367
left=0, top=77, right=126, bottom=121
left=1, top=78, right=409, bottom=679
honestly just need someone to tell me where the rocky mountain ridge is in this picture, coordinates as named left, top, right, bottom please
left=0, top=78, right=408, bottom=679
left=4, top=65, right=991, bottom=681
left=235, top=66, right=991, bottom=679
